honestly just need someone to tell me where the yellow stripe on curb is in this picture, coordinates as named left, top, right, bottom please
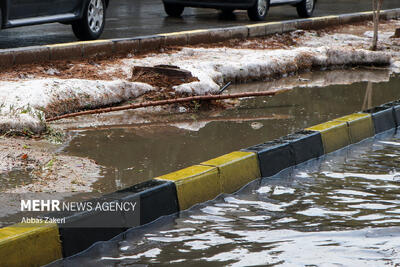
left=46, top=39, right=111, bottom=48
left=0, top=223, right=62, bottom=267
left=156, top=165, right=220, bottom=210
left=333, top=113, right=374, bottom=144
left=359, top=11, right=374, bottom=15
left=306, top=121, right=350, bottom=154
left=158, top=29, right=208, bottom=37
left=310, top=15, right=340, bottom=21
left=246, top=22, right=282, bottom=28
left=201, top=151, right=260, bottom=194
left=158, top=32, right=185, bottom=37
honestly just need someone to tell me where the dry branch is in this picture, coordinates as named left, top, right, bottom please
left=46, top=89, right=289, bottom=122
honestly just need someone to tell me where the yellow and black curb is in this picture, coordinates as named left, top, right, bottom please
left=2, top=98, right=400, bottom=266
left=1, top=9, right=400, bottom=68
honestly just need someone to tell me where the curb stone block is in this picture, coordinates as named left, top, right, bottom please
left=159, top=33, right=188, bottom=46
left=44, top=179, right=177, bottom=257
left=156, top=165, right=220, bottom=210
left=48, top=43, right=83, bottom=60
left=201, top=151, right=260, bottom=193
left=339, top=13, right=363, bottom=24
left=247, top=23, right=266, bottom=37
left=139, top=35, right=163, bottom=52
left=43, top=196, right=127, bottom=257
left=0, top=223, right=62, bottom=267
left=364, top=106, right=396, bottom=134
left=113, top=38, right=140, bottom=55
left=306, top=121, right=350, bottom=154
left=381, top=100, right=400, bottom=127
left=243, top=140, right=293, bottom=177
left=83, top=40, right=114, bottom=58
left=113, top=180, right=178, bottom=225
left=380, top=10, right=397, bottom=20
left=280, top=130, right=324, bottom=165
left=187, top=30, right=211, bottom=45
left=281, top=20, right=298, bottom=33
left=296, top=19, right=313, bottom=30
left=0, top=50, right=14, bottom=67
left=13, top=46, right=50, bottom=65
left=311, top=16, right=340, bottom=29
left=265, top=22, right=283, bottom=35
left=333, top=113, right=374, bottom=144
left=210, top=29, right=231, bottom=43
left=229, top=26, right=249, bottom=39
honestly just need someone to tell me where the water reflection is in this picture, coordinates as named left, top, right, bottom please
left=63, top=73, right=400, bottom=192
left=60, top=130, right=400, bottom=266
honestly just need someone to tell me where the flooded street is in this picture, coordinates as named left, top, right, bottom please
left=63, top=70, right=400, bottom=193
left=59, top=130, right=400, bottom=266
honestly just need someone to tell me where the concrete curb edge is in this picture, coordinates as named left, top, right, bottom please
left=1, top=8, right=400, bottom=68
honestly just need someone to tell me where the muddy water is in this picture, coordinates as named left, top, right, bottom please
left=58, top=130, right=400, bottom=266
left=63, top=72, right=400, bottom=193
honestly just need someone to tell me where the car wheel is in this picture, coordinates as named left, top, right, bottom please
left=72, top=0, right=106, bottom=40
left=163, top=3, right=184, bottom=17
left=247, top=0, right=269, bottom=21
left=296, top=0, right=315, bottom=18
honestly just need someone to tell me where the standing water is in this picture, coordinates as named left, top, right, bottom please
left=56, top=130, right=400, bottom=266
left=62, top=71, right=400, bottom=193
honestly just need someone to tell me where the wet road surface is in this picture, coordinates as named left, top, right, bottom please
left=0, top=0, right=400, bottom=49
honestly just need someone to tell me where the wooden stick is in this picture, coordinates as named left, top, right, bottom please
left=46, top=88, right=289, bottom=122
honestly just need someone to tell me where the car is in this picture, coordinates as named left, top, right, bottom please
left=163, top=0, right=316, bottom=21
left=0, top=0, right=109, bottom=40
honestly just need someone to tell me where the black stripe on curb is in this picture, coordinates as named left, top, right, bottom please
left=380, top=100, right=400, bottom=127
left=364, top=106, right=396, bottom=134
left=280, top=130, right=324, bottom=165
left=243, top=130, right=323, bottom=177
left=243, top=140, right=294, bottom=177
left=43, top=180, right=178, bottom=257
left=112, top=179, right=178, bottom=226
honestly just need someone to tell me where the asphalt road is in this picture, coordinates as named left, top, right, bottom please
left=0, top=0, right=400, bottom=49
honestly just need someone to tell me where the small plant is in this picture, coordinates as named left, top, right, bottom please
left=45, top=158, right=55, bottom=169
left=192, top=100, right=201, bottom=111
left=45, top=126, right=65, bottom=144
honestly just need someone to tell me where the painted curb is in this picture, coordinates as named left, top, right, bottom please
left=156, top=165, right=220, bottom=211
left=381, top=100, right=400, bottom=126
left=45, top=179, right=177, bottom=257
left=243, top=140, right=293, bottom=178
left=1, top=8, right=400, bottom=68
left=306, top=121, right=351, bottom=154
left=200, top=151, right=261, bottom=194
left=364, top=106, right=396, bottom=134
left=280, top=130, right=324, bottom=165
left=0, top=223, right=62, bottom=267
left=333, top=113, right=374, bottom=144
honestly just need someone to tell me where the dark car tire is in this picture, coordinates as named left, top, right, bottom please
left=221, top=8, right=234, bottom=15
left=296, top=0, right=315, bottom=18
left=72, top=0, right=106, bottom=40
left=164, top=3, right=184, bottom=17
left=247, top=0, right=269, bottom=21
